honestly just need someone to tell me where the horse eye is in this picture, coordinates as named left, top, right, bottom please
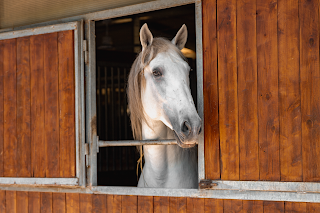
left=152, top=69, right=162, bottom=77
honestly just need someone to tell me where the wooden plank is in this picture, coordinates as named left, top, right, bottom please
left=138, top=196, right=153, bottom=213
left=122, top=196, right=137, bottom=213
left=80, top=194, right=92, bottom=213
left=300, top=0, right=320, bottom=182
left=307, top=203, right=320, bottom=212
left=278, top=0, right=302, bottom=182
left=169, top=197, right=186, bottom=213
left=44, top=32, right=59, bottom=178
left=52, top=193, right=65, bottom=213
left=204, top=199, right=223, bottom=213
left=0, top=191, right=5, bottom=213
left=3, top=38, right=17, bottom=177
left=186, top=198, right=204, bottom=213
left=217, top=0, right=239, bottom=180
left=263, top=201, right=284, bottom=213
left=257, top=0, right=280, bottom=181
left=223, top=200, right=242, bottom=213
left=58, top=30, right=75, bottom=178
left=92, top=194, right=106, bottom=213
left=16, top=36, right=31, bottom=177
left=16, top=191, right=28, bottom=213
left=285, top=202, right=306, bottom=212
left=154, top=196, right=169, bottom=213
left=40, top=192, right=52, bottom=213
left=30, top=34, right=46, bottom=178
left=242, top=200, right=263, bottom=213
left=28, top=192, right=40, bottom=213
left=106, top=195, right=121, bottom=213
left=237, top=0, right=259, bottom=181
left=202, top=0, right=220, bottom=180
left=0, top=41, right=4, bottom=177
left=6, top=191, right=16, bottom=213
left=66, top=193, right=79, bottom=213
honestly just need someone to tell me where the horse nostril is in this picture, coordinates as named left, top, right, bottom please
left=182, top=121, right=191, bottom=135
left=198, top=126, right=202, bottom=135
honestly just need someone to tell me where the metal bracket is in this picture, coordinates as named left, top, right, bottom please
left=199, top=179, right=218, bottom=189
left=85, top=143, right=90, bottom=167
left=83, top=40, right=89, bottom=64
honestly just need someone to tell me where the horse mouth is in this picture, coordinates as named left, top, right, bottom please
left=173, top=131, right=196, bottom=148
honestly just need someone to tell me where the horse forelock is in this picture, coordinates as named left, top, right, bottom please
left=127, top=38, right=186, bottom=140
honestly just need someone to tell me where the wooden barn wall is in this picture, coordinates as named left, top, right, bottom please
left=0, top=191, right=319, bottom=212
left=0, top=30, right=76, bottom=178
left=203, top=0, right=320, bottom=181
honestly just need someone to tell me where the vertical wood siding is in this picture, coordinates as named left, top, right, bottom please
left=0, top=191, right=317, bottom=212
left=0, top=30, right=75, bottom=178
left=204, top=0, right=320, bottom=181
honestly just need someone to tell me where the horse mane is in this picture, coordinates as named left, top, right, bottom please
left=127, top=37, right=186, bottom=140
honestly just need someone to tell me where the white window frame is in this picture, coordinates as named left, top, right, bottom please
left=0, top=21, right=86, bottom=187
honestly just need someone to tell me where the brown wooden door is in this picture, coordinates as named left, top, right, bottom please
left=0, top=28, right=76, bottom=179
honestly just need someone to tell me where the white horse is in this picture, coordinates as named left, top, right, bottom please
left=127, top=24, right=201, bottom=188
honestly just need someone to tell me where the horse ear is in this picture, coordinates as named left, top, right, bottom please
left=140, top=23, right=153, bottom=50
left=172, top=24, right=188, bottom=50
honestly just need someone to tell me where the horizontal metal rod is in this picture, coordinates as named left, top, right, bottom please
left=98, top=139, right=199, bottom=147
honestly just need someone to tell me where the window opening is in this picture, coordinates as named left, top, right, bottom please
left=95, top=4, right=197, bottom=186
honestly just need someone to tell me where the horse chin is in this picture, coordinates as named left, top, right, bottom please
left=173, top=131, right=196, bottom=148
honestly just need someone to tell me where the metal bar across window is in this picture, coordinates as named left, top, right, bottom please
left=98, top=139, right=197, bottom=147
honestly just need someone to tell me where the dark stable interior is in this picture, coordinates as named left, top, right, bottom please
left=95, top=3, right=197, bottom=186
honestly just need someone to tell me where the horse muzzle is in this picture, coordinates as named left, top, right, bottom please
left=173, top=118, right=202, bottom=148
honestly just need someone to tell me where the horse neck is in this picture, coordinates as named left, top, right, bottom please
left=141, top=119, right=193, bottom=176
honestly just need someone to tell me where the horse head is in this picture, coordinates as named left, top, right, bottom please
left=128, top=24, right=202, bottom=148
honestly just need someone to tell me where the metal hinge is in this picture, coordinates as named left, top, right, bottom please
left=83, top=40, right=89, bottom=64
left=85, top=143, right=90, bottom=167
left=199, top=179, right=218, bottom=189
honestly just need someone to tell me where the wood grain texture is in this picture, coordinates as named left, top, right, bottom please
left=263, top=201, right=284, bottom=213
left=186, top=198, right=204, bottom=213
left=138, top=196, right=153, bottom=213
left=217, top=0, right=239, bottom=180
left=154, top=196, right=169, bottom=213
left=0, top=191, right=5, bottom=213
left=0, top=41, right=4, bottom=177
left=223, top=200, right=242, bottom=213
left=202, top=0, right=220, bottom=180
left=6, top=191, right=16, bottom=213
left=16, top=36, right=31, bottom=177
left=242, top=200, right=263, bottom=213
left=285, top=202, right=306, bottom=212
left=307, top=203, right=320, bottom=212
left=28, top=192, right=40, bottom=213
left=106, top=195, right=121, bottom=213
left=300, top=0, right=320, bottom=182
left=17, top=191, right=28, bottom=213
left=80, top=194, right=92, bottom=213
left=257, top=0, right=280, bottom=181
left=169, top=197, right=187, bottom=213
left=53, top=193, right=65, bottom=213
left=30, top=34, right=46, bottom=178
left=204, top=199, right=223, bottom=213
left=278, top=0, right=302, bottom=182
left=237, top=0, right=259, bottom=181
left=44, top=32, right=59, bottom=178
left=3, top=38, right=17, bottom=177
left=58, top=30, right=75, bottom=178
left=66, top=193, right=79, bottom=213
left=40, top=192, right=52, bottom=213
left=92, top=194, right=106, bottom=213
left=122, top=196, right=137, bottom=213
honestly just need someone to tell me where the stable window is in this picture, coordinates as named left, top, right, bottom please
left=0, top=22, right=85, bottom=186
left=85, top=1, right=204, bottom=188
